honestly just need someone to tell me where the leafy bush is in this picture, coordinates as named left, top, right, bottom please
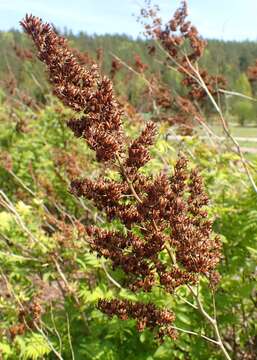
left=0, top=2, right=256, bottom=360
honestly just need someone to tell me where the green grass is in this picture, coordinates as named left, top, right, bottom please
left=142, top=112, right=257, bottom=148
left=210, top=125, right=257, bottom=138
left=197, top=124, right=257, bottom=150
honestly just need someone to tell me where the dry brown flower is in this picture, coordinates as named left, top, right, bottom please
left=98, top=299, right=177, bottom=341
left=110, top=58, right=123, bottom=79
left=140, top=0, right=226, bottom=102
left=21, top=15, right=123, bottom=162
left=22, top=14, right=222, bottom=342
left=134, top=54, right=149, bottom=73
left=247, top=60, right=257, bottom=83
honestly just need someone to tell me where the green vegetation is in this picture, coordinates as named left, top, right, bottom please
left=0, top=97, right=256, bottom=359
left=197, top=124, right=257, bottom=147
left=0, top=5, right=256, bottom=360
left=1, top=29, right=257, bottom=123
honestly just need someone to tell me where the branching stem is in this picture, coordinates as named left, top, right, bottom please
left=188, top=285, right=231, bottom=360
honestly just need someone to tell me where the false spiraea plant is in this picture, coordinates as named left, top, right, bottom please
left=21, top=15, right=232, bottom=359
left=140, top=0, right=226, bottom=102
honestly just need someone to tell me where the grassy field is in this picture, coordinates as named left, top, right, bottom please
left=144, top=112, right=257, bottom=151
left=143, top=113, right=257, bottom=145
left=197, top=124, right=257, bottom=150
left=210, top=125, right=257, bottom=138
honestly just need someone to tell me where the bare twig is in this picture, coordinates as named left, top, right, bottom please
left=0, top=189, right=48, bottom=250
left=116, top=155, right=143, bottom=203
left=101, top=260, right=123, bottom=289
left=66, top=313, right=75, bottom=360
left=185, top=57, right=257, bottom=193
left=219, top=88, right=257, bottom=102
left=171, top=325, right=219, bottom=345
left=52, top=256, right=90, bottom=334
left=34, top=323, right=64, bottom=360
left=188, top=285, right=231, bottom=360
left=50, top=304, right=63, bottom=354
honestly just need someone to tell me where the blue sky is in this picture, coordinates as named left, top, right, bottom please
left=0, top=0, right=256, bottom=41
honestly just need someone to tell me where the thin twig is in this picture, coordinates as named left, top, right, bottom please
left=34, top=323, right=64, bottom=360
left=219, top=88, right=257, bottom=102
left=66, top=313, right=75, bottom=360
left=171, top=325, right=219, bottom=345
left=101, top=260, right=123, bottom=289
left=188, top=285, right=231, bottom=360
left=52, top=256, right=90, bottom=333
left=185, top=57, right=257, bottom=193
left=50, top=304, right=63, bottom=354
left=0, top=270, right=25, bottom=309
left=0, top=189, right=48, bottom=250
left=116, top=155, right=143, bottom=203
left=174, top=292, right=197, bottom=310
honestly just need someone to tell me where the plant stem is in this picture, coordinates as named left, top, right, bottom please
left=185, top=57, right=257, bottom=194
left=171, top=325, right=219, bottom=345
left=188, top=285, right=231, bottom=360
left=116, top=155, right=143, bottom=203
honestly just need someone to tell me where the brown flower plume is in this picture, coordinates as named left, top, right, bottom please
left=140, top=0, right=226, bottom=102
left=98, top=299, right=177, bottom=341
left=22, top=14, right=221, bottom=342
left=20, top=15, right=123, bottom=162
left=247, top=59, right=257, bottom=96
left=71, top=152, right=221, bottom=340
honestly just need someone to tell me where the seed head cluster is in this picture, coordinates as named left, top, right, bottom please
left=98, top=299, right=177, bottom=341
left=247, top=60, right=257, bottom=84
left=22, top=14, right=221, bottom=342
left=141, top=0, right=226, bottom=101
left=21, top=15, right=123, bottom=162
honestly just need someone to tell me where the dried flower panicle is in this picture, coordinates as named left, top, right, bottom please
left=8, top=323, right=26, bottom=340
left=157, top=95, right=200, bottom=133
left=9, top=300, right=42, bottom=340
left=1, top=70, right=38, bottom=110
left=2, top=74, right=17, bottom=96
left=98, top=299, right=177, bottom=341
left=122, top=101, right=144, bottom=124
left=23, top=14, right=222, bottom=342
left=20, top=15, right=123, bottom=162
left=140, top=0, right=226, bottom=102
left=143, top=76, right=173, bottom=111
left=96, top=47, right=104, bottom=67
left=208, top=270, right=221, bottom=289
left=110, top=58, right=123, bottom=79
left=247, top=60, right=257, bottom=83
left=134, top=54, right=149, bottom=73
left=74, top=154, right=221, bottom=341
left=140, top=77, right=195, bottom=133
left=71, top=155, right=221, bottom=294
left=169, top=164, right=221, bottom=275
left=0, top=151, right=13, bottom=172
left=247, top=59, right=257, bottom=96
left=125, top=121, right=157, bottom=171
left=20, top=15, right=98, bottom=110
left=71, top=47, right=95, bottom=67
